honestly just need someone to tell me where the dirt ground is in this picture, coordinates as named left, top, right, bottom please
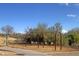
left=0, top=50, right=16, bottom=56
left=0, top=36, right=77, bottom=53
left=8, top=44, right=78, bottom=53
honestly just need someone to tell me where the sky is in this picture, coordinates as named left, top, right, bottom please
left=0, top=3, right=79, bottom=33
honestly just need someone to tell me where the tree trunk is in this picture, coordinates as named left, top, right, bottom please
left=38, top=42, right=39, bottom=48
left=55, top=32, right=56, bottom=51
left=5, top=34, right=8, bottom=46
left=60, top=33, right=62, bottom=50
left=42, top=42, right=44, bottom=48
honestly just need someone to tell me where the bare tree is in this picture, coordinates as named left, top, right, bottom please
left=1, top=25, right=14, bottom=46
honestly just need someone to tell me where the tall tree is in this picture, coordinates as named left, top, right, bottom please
left=53, top=23, right=62, bottom=50
left=36, top=23, right=47, bottom=48
left=66, top=28, right=79, bottom=47
left=47, top=26, right=54, bottom=46
left=1, top=25, right=14, bottom=46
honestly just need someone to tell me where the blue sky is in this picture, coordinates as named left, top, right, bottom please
left=0, top=3, right=79, bottom=33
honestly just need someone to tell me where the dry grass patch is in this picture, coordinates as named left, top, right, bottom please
left=0, top=36, right=17, bottom=46
left=0, top=50, right=16, bottom=56
left=8, top=44, right=77, bottom=53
